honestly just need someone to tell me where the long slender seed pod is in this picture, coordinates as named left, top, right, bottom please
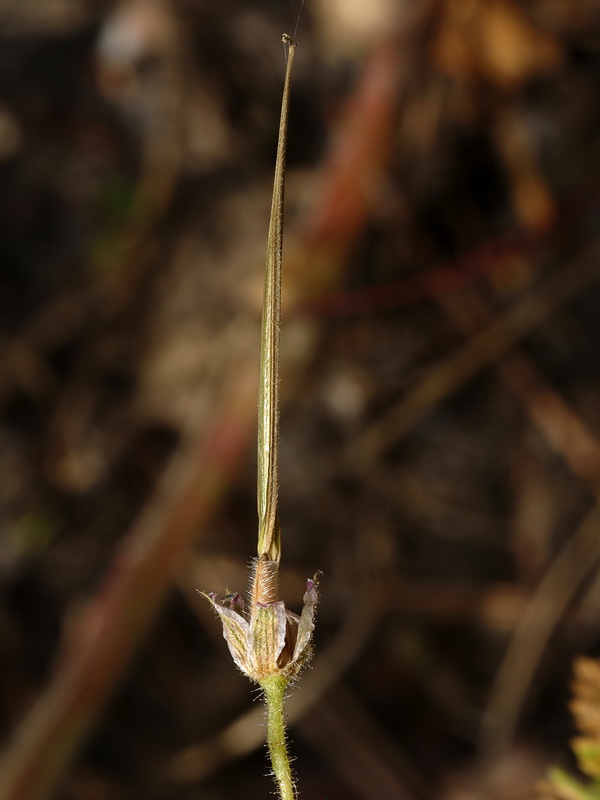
left=205, top=34, right=315, bottom=800
left=256, top=34, right=296, bottom=565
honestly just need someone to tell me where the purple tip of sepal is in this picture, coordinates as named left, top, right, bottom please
left=304, top=579, right=318, bottom=603
left=224, top=592, right=244, bottom=612
left=233, top=594, right=244, bottom=611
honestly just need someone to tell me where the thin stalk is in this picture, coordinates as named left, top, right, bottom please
left=257, top=34, right=296, bottom=564
left=261, top=675, right=295, bottom=800
left=256, top=34, right=298, bottom=800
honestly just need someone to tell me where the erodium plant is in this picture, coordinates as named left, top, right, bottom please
left=204, top=35, right=318, bottom=800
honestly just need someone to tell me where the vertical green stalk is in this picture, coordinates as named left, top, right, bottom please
left=258, top=34, right=298, bottom=800
left=205, top=30, right=317, bottom=800
left=261, top=675, right=295, bottom=800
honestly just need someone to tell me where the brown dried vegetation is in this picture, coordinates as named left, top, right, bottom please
left=1, top=1, right=600, bottom=798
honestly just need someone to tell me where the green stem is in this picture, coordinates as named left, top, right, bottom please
left=260, top=675, right=295, bottom=800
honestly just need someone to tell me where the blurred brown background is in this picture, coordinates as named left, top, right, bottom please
left=1, top=1, right=600, bottom=798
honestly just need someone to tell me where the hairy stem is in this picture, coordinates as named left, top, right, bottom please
left=260, top=674, right=295, bottom=800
